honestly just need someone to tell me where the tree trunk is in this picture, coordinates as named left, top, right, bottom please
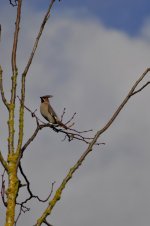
left=5, top=154, right=19, bottom=226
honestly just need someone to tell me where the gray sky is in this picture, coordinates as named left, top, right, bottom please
left=1, top=2, right=150, bottom=226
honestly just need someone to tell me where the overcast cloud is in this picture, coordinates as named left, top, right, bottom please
left=1, top=3, right=150, bottom=226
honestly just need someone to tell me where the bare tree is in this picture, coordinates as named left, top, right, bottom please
left=0, top=1, right=150, bottom=226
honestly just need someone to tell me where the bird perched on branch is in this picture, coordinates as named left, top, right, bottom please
left=40, top=95, right=68, bottom=129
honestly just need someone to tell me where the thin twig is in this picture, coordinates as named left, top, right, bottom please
left=9, top=0, right=18, bottom=6
left=43, top=220, right=53, bottom=226
left=60, top=107, right=66, bottom=121
left=15, top=203, right=30, bottom=225
left=69, top=127, right=93, bottom=134
left=65, top=112, right=76, bottom=125
left=60, top=108, right=77, bottom=128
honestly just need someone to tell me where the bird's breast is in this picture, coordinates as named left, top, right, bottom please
left=40, top=103, right=56, bottom=123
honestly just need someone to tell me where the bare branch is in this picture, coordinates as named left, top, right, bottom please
left=17, top=124, right=41, bottom=167
left=1, top=170, right=7, bottom=207
left=17, top=96, right=44, bottom=124
left=14, top=163, right=55, bottom=223
left=23, top=0, right=56, bottom=77
left=0, top=151, right=8, bottom=171
left=0, top=27, right=9, bottom=109
left=60, top=107, right=66, bottom=121
left=0, top=66, right=9, bottom=110
left=93, top=68, right=150, bottom=137
left=18, top=162, right=55, bottom=203
left=35, top=68, right=150, bottom=225
left=11, top=0, right=22, bottom=103
left=17, top=0, right=56, bottom=154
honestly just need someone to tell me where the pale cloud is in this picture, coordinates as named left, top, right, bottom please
left=1, top=5, right=150, bottom=226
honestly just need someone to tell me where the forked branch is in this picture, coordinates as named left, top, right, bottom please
left=131, top=81, right=150, bottom=96
left=8, top=0, right=22, bottom=154
left=14, top=163, right=55, bottom=225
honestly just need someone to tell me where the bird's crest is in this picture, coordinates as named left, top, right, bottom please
left=40, top=95, right=53, bottom=102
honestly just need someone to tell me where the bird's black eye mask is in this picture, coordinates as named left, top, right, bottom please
left=40, top=97, right=44, bottom=103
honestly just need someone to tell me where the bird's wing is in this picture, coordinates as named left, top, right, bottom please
left=48, top=103, right=59, bottom=120
left=48, top=103, right=68, bottom=129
